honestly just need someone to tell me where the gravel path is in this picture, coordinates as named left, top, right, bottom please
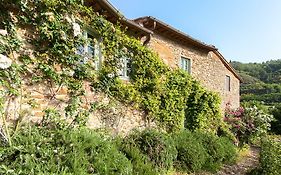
left=216, top=146, right=260, bottom=175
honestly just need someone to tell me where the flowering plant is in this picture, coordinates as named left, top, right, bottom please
left=224, top=104, right=274, bottom=146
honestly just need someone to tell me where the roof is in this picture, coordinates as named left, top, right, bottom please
left=85, top=0, right=152, bottom=37
left=134, top=16, right=217, bottom=51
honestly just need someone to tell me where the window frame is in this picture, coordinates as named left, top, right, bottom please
left=180, top=56, right=191, bottom=74
left=76, top=28, right=102, bottom=70
left=119, top=57, right=132, bottom=80
left=225, top=75, right=231, bottom=91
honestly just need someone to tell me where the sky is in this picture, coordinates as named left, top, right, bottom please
left=109, top=0, right=281, bottom=63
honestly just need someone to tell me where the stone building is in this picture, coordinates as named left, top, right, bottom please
left=1, top=0, right=241, bottom=135
left=90, top=0, right=241, bottom=108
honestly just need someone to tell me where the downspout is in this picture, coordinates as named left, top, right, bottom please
left=143, top=33, right=151, bottom=46
left=143, top=20, right=156, bottom=46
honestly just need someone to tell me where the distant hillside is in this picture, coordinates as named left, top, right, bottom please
left=230, top=60, right=281, bottom=104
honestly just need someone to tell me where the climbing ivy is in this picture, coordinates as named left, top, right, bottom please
left=0, top=0, right=223, bottom=133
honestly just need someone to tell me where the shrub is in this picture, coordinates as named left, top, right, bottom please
left=185, top=83, right=222, bottom=134
left=224, top=105, right=274, bottom=146
left=74, top=129, right=132, bottom=175
left=119, top=140, right=158, bottom=175
left=0, top=125, right=132, bottom=175
left=194, top=131, right=237, bottom=172
left=173, top=130, right=208, bottom=172
left=270, top=104, right=281, bottom=135
left=218, top=137, right=238, bottom=164
left=259, top=136, right=281, bottom=175
left=122, top=129, right=177, bottom=172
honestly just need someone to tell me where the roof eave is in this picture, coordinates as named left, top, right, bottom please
left=92, top=0, right=152, bottom=35
left=213, top=51, right=243, bottom=82
left=134, top=16, right=217, bottom=51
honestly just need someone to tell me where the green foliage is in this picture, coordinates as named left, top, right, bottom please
left=238, top=71, right=262, bottom=84
left=240, top=83, right=281, bottom=104
left=173, top=130, right=208, bottom=172
left=242, top=93, right=281, bottom=104
left=185, top=83, right=222, bottom=133
left=231, top=60, right=281, bottom=105
left=0, top=118, right=238, bottom=175
left=241, top=83, right=281, bottom=95
left=259, top=136, right=281, bottom=175
left=172, top=130, right=237, bottom=173
left=122, top=129, right=177, bottom=172
left=0, top=126, right=132, bottom=175
left=270, top=104, right=281, bottom=135
left=231, top=60, right=281, bottom=84
left=118, top=138, right=158, bottom=175
left=194, top=131, right=237, bottom=172
left=218, top=137, right=238, bottom=164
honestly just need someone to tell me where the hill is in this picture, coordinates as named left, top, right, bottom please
left=230, top=60, right=281, bottom=104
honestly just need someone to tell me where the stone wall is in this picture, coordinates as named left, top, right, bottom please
left=0, top=27, right=155, bottom=136
left=2, top=80, right=154, bottom=135
left=148, top=33, right=240, bottom=109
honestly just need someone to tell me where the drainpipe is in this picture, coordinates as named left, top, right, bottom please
left=143, top=20, right=156, bottom=46
left=143, top=33, right=151, bottom=46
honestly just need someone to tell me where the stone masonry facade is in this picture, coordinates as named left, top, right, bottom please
left=2, top=0, right=240, bottom=135
left=1, top=27, right=155, bottom=136
left=2, top=79, right=153, bottom=135
left=148, top=33, right=240, bottom=109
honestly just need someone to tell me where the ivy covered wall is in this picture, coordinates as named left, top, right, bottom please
left=0, top=0, right=225, bottom=134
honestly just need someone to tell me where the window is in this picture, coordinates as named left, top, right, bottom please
left=180, top=56, right=191, bottom=73
left=225, top=75, right=231, bottom=91
left=76, top=31, right=102, bottom=70
left=119, top=57, right=132, bottom=80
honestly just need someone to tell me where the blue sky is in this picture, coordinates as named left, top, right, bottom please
left=109, top=0, right=281, bottom=63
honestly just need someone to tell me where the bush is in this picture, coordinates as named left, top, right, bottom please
left=122, top=129, right=177, bottom=173
left=185, top=83, right=222, bottom=134
left=194, top=132, right=237, bottom=172
left=218, top=137, right=238, bottom=164
left=0, top=126, right=132, bottom=175
left=119, top=140, right=158, bottom=175
left=173, top=130, right=208, bottom=172
left=259, top=136, right=281, bottom=175
left=270, top=104, right=281, bottom=135
left=224, top=105, right=274, bottom=146
left=172, top=130, right=237, bottom=173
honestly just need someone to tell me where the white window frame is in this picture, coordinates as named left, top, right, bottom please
left=180, top=56, right=191, bottom=73
left=225, top=75, right=231, bottom=91
left=119, top=57, right=131, bottom=80
left=76, top=30, right=102, bottom=70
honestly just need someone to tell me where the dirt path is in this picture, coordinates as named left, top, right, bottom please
left=216, top=146, right=260, bottom=175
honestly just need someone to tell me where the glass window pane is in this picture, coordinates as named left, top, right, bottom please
left=181, top=58, right=184, bottom=69
left=186, top=59, right=190, bottom=73
left=77, top=45, right=85, bottom=55
left=87, top=45, right=94, bottom=57
left=119, top=57, right=131, bottom=79
left=76, top=31, right=102, bottom=69
left=180, top=57, right=191, bottom=73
